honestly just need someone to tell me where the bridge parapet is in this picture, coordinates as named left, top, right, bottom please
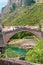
left=0, top=58, right=42, bottom=65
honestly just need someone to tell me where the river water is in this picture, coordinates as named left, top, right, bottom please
left=6, top=45, right=27, bottom=56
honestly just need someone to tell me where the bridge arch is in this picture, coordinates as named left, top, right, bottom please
left=4, top=27, right=42, bottom=43
left=10, top=31, right=37, bottom=40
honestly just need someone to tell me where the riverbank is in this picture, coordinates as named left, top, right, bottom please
left=8, top=39, right=36, bottom=50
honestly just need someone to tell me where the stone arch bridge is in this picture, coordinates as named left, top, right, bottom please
left=0, top=26, right=43, bottom=53
left=3, top=26, right=43, bottom=43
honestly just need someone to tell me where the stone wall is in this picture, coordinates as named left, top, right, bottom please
left=0, top=59, right=42, bottom=65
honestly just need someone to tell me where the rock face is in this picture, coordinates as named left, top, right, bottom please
left=1, top=5, right=10, bottom=17
left=0, top=14, right=1, bottom=18
left=1, top=0, right=43, bottom=17
left=9, top=0, right=24, bottom=6
left=1, top=0, right=24, bottom=17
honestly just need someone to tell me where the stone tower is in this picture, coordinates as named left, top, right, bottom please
left=0, top=25, right=5, bottom=53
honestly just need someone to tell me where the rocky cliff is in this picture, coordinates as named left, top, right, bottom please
left=1, top=0, right=24, bottom=17
left=1, top=0, right=43, bottom=18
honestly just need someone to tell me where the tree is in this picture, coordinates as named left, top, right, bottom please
left=38, top=23, right=42, bottom=31
left=12, top=3, right=17, bottom=10
left=24, top=0, right=35, bottom=6
left=25, top=39, right=43, bottom=63
left=10, top=3, right=17, bottom=12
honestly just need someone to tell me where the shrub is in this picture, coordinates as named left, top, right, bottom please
left=12, top=3, right=17, bottom=10
left=4, top=48, right=22, bottom=58
left=24, top=0, right=35, bottom=6
left=25, top=39, right=43, bottom=63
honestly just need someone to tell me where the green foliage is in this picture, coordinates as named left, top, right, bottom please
left=24, top=0, right=35, bottom=6
left=4, top=48, right=22, bottom=58
left=0, top=45, right=27, bottom=58
left=10, top=31, right=34, bottom=39
left=38, top=23, right=42, bottom=31
left=1, top=3, right=43, bottom=26
left=10, top=3, right=17, bottom=12
left=12, top=3, right=17, bottom=10
left=0, top=54, right=6, bottom=58
left=25, top=39, right=43, bottom=63
left=0, top=48, right=22, bottom=58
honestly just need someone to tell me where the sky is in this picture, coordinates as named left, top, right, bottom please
left=0, top=0, right=8, bottom=13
